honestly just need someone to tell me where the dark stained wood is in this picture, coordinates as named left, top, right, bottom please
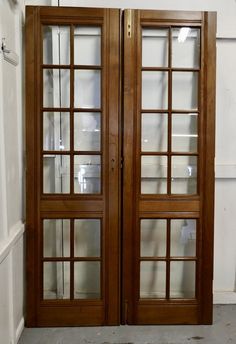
left=200, top=11, right=216, bottom=325
left=136, top=304, right=198, bottom=325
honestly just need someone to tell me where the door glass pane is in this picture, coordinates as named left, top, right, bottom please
left=170, top=219, right=196, bottom=257
left=43, top=155, right=70, bottom=194
left=171, top=156, right=197, bottom=194
left=141, top=155, right=167, bottom=194
left=142, top=28, right=168, bottom=67
left=43, top=112, right=70, bottom=151
left=172, top=72, right=198, bottom=110
left=74, top=155, right=101, bottom=194
left=43, top=69, right=70, bottom=108
left=141, top=114, right=168, bottom=152
left=172, top=113, right=198, bottom=152
left=74, top=112, right=101, bottom=151
left=74, top=70, right=101, bottom=109
left=140, top=261, right=166, bottom=298
left=172, top=28, right=200, bottom=68
left=43, top=262, right=70, bottom=300
left=141, top=219, right=167, bottom=257
left=142, top=72, right=168, bottom=110
left=43, top=26, right=70, bottom=65
left=74, top=219, right=100, bottom=257
left=43, top=219, right=70, bottom=257
left=170, top=261, right=196, bottom=298
left=74, top=26, right=101, bottom=66
left=74, top=262, right=100, bottom=299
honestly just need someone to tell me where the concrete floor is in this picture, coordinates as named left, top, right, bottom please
left=19, top=305, right=236, bottom=344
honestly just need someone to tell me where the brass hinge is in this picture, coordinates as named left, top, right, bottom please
left=120, top=156, right=124, bottom=169
left=127, top=9, right=132, bottom=38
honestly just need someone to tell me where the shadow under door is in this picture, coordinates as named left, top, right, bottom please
left=26, top=6, right=216, bottom=326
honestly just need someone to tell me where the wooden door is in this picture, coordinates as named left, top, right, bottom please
left=123, top=9, right=216, bottom=325
left=26, top=6, right=216, bottom=327
left=26, top=6, right=120, bottom=326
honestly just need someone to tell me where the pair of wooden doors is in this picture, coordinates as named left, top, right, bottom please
left=26, top=6, right=216, bottom=326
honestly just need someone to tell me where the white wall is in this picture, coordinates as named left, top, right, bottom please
left=0, top=0, right=25, bottom=343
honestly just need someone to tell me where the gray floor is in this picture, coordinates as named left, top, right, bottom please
left=19, top=305, right=236, bottom=344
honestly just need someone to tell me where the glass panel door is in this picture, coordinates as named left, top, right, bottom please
left=123, top=9, right=216, bottom=325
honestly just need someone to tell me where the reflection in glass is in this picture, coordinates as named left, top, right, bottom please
left=170, top=261, right=196, bottom=298
left=74, top=155, right=101, bottom=194
left=74, top=26, right=101, bottom=66
left=43, top=112, right=70, bottom=151
left=170, top=219, right=196, bottom=257
left=172, top=28, right=200, bottom=68
left=74, top=112, right=101, bottom=151
left=43, top=155, right=70, bottom=194
left=141, top=155, right=167, bottom=194
left=43, top=26, right=70, bottom=65
left=43, top=219, right=70, bottom=257
left=142, top=28, right=168, bottom=67
left=141, top=113, right=168, bottom=152
left=172, top=72, right=198, bottom=110
left=172, top=114, right=198, bottom=152
left=74, top=262, right=100, bottom=299
left=140, top=261, right=166, bottom=298
left=142, top=72, right=168, bottom=110
left=141, top=219, right=167, bottom=257
left=74, top=219, right=100, bottom=257
left=43, top=69, right=70, bottom=108
left=74, top=70, right=101, bottom=109
left=171, top=156, right=197, bottom=194
left=43, top=262, right=70, bottom=299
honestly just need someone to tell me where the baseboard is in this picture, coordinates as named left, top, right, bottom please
left=15, top=317, right=24, bottom=344
left=213, top=291, right=236, bottom=304
left=0, top=221, right=25, bottom=264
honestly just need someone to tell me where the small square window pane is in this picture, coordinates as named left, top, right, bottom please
left=74, top=26, right=101, bottom=66
left=74, top=112, right=101, bottom=151
left=43, top=219, right=70, bottom=257
left=74, top=155, right=101, bottom=194
left=43, top=112, right=70, bottom=151
left=140, top=261, right=166, bottom=299
left=170, top=219, right=196, bottom=257
left=43, top=262, right=70, bottom=300
left=141, top=219, right=167, bottom=257
left=74, top=219, right=100, bottom=257
left=172, top=72, right=198, bottom=110
left=142, top=113, right=168, bottom=152
left=141, top=156, right=167, bottom=194
left=172, top=28, right=200, bottom=68
left=43, top=26, right=70, bottom=65
left=170, top=261, right=196, bottom=299
left=43, top=69, right=70, bottom=108
left=142, top=28, right=168, bottom=67
left=172, top=113, right=198, bottom=153
left=74, top=262, right=100, bottom=299
left=43, top=155, right=70, bottom=194
left=171, top=156, right=197, bottom=194
left=74, top=70, right=101, bottom=109
left=142, top=72, right=168, bottom=110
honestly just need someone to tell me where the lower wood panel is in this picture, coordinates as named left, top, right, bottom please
left=135, top=304, right=198, bottom=325
left=37, top=305, right=104, bottom=326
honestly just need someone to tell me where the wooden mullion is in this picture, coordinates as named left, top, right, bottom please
left=70, top=24, right=74, bottom=195
left=141, top=109, right=168, bottom=113
left=42, top=64, right=70, bottom=69
left=42, top=107, right=70, bottom=112
left=167, top=27, right=172, bottom=195
left=43, top=257, right=102, bottom=262
left=73, top=151, right=102, bottom=155
left=74, top=65, right=103, bottom=70
left=73, top=107, right=102, bottom=112
left=166, top=219, right=171, bottom=299
left=69, top=219, right=73, bottom=301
